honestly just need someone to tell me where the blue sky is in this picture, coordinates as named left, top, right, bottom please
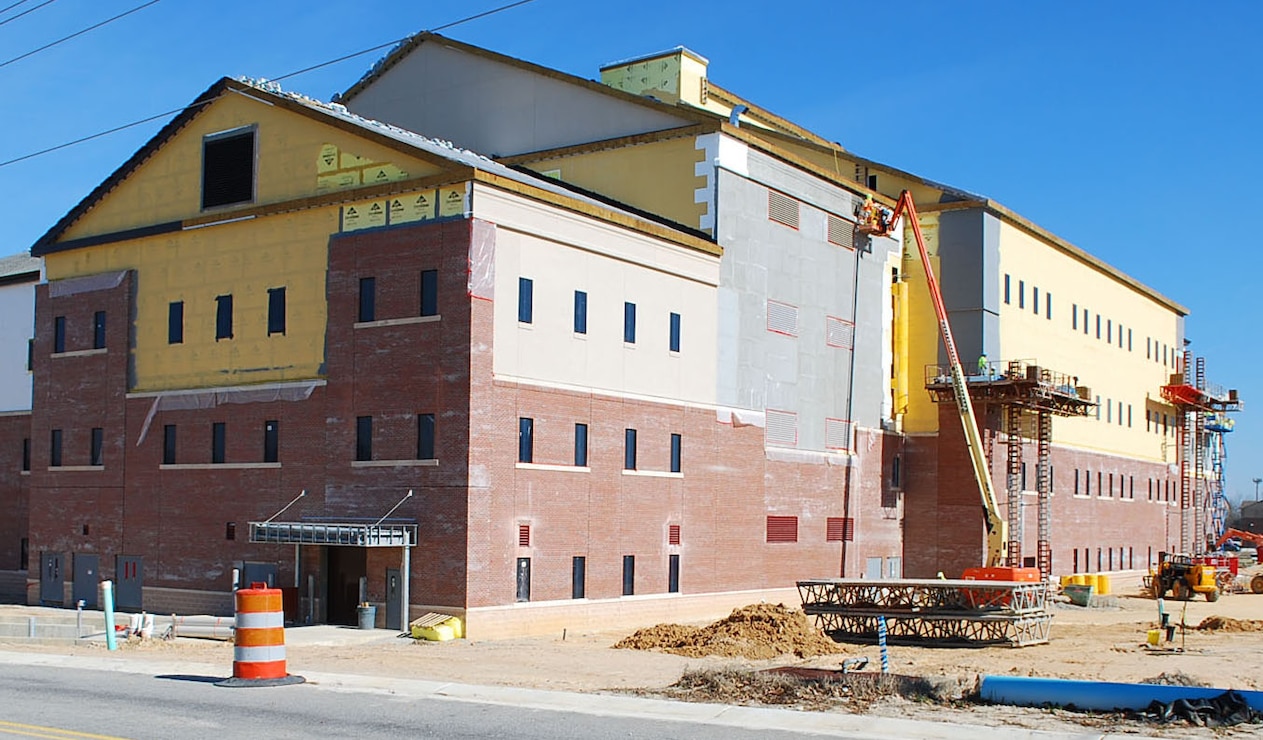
left=2, top=1, right=1260, bottom=503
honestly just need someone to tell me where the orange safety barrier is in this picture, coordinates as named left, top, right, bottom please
left=233, top=582, right=288, bottom=680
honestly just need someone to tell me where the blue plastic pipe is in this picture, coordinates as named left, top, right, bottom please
left=102, top=580, right=117, bottom=651
left=980, top=675, right=1263, bottom=712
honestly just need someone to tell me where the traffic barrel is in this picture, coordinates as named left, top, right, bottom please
left=216, top=582, right=303, bottom=687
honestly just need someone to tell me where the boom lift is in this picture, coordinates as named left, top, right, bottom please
left=859, top=192, right=1014, bottom=572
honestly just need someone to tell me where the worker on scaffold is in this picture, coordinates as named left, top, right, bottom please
left=977, top=352, right=989, bottom=378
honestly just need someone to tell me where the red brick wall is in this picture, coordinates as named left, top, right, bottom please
left=0, top=412, right=30, bottom=573
left=904, top=403, right=1177, bottom=577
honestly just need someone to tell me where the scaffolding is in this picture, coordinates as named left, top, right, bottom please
left=1160, top=351, right=1242, bottom=554
left=926, top=359, right=1095, bottom=577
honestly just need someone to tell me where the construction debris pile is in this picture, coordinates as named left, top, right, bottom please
left=614, top=603, right=845, bottom=660
left=1195, top=616, right=1263, bottom=632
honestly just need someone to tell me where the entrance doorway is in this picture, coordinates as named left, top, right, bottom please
left=327, top=546, right=366, bottom=626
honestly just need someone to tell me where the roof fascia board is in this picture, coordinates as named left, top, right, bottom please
left=720, top=123, right=894, bottom=207
left=472, top=170, right=720, bottom=258
left=705, top=82, right=838, bottom=149
left=498, top=122, right=718, bottom=166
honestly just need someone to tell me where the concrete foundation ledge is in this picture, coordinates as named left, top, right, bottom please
left=463, top=587, right=801, bottom=640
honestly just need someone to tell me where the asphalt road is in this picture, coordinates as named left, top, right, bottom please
left=0, top=662, right=878, bottom=740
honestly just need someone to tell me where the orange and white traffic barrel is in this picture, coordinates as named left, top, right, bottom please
left=218, top=582, right=303, bottom=687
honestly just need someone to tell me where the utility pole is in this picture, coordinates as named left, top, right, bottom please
left=1254, top=477, right=1261, bottom=502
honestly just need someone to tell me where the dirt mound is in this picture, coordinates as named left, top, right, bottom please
left=1141, top=671, right=1210, bottom=687
left=613, top=603, right=845, bottom=660
left=1196, top=616, right=1263, bottom=632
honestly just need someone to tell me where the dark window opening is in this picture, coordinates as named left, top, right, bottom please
left=212, top=422, right=226, bottom=464
left=225, top=522, right=236, bottom=541
left=162, top=425, right=176, bottom=465
left=50, top=429, right=63, bottom=467
left=420, top=269, right=438, bottom=317
left=263, top=420, right=279, bottom=463
left=518, top=417, right=533, bottom=463
left=1018, top=280, right=1025, bottom=309
left=670, top=433, right=682, bottom=473
left=571, top=556, right=585, bottom=599
left=417, top=413, right=435, bottom=460
left=93, top=311, right=106, bottom=350
left=1003, top=274, right=1011, bottom=304
left=215, top=294, right=233, bottom=340
left=26, top=338, right=32, bottom=371
left=358, top=277, right=376, bottom=322
left=669, top=312, right=681, bottom=352
left=19, top=538, right=28, bottom=570
left=355, top=416, right=372, bottom=461
left=573, top=290, right=587, bottom=334
left=267, top=287, right=286, bottom=335
left=574, top=423, right=588, bottom=467
left=622, top=555, right=635, bottom=596
left=53, top=316, right=65, bottom=353
left=668, top=554, right=680, bottom=593
left=518, top=277, right=533, bottom=323
left=623, top=302, right=636, bottom=343
left=168, top=301, right=184, bottom=344
left=90, top=427, right=103, bottom=467
left=202, top=128, right=255, bottom=209
left=624, top=428, right=637, bottom=470
left=22, top=438, right=30, bottom=471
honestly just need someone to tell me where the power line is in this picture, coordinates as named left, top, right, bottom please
left=0, top=0, right=56, bottom=28
left=0, top=0, right=537, bottom=169
left=0, top=0, right=33, bottom=13
left=0, top=0, right=160, bottom=69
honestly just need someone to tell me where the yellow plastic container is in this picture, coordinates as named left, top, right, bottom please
left=1096, top=574, right=1111, bottom=596
left=1060, top=575, right=1074, bottom=589
left=1070, top=574, right=1088, bottom=586
left=410, top=615, right=464, bottom=641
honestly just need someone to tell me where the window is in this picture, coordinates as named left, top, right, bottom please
left=168, top=301, right=184, bottom=344
left=417, top=413, right=435, bottom=459
left=215, top=294, right=233, bottom=340
left=573, top=290, right=587, bottom=334
left=518, top=417, right=533, bottom=463
left=226, top=523, right=236, bottom=541
left=1106, top=399, right=1112, bottom=423
left=1096, top=314, right=1101, bottom=339
left=355, top=416, right=372, bottom=461
left=267, top=287, right=286, bottom=335
left=1072, top=304, right=1078, bottom=330
left=1127, top=404, right=1132, bottom=428
left=622, top=555, right=635, bottom=596
left=1045, top=293, right=1052, bottom=320
left=93, top=311, right=106, bottom=349
left=1082, top=308, right=1088, bottom=335
left=26, top=339, right=32, bottom=371
left=867, top=173, right=878, bottom=190
left=1128, top=329, right=1133, bottom=351
left=358, top=277, right=376, bottom=322
left=90, top=428, right=103, bottom=466
left=1107, top=319, right=1112, bottom=343
left=624, top=428, right=637, bottom=470
left=669, top=312, right=681, bottom=353
left=1032, top=287, right=1039, bottom=314
left=1118, top=324, right=1124, bottom=348
left=766, top=516, right=799, bottom=543
left=263, top=420, right=279, bottom=463
left=22, top=438, right=30, bottom=472
left=162, top=425, right=176, bottom=465
left=668, top=554, right=680, bottom=593
left=420, top=270, right=438, bottom=317
left=53, top=316, right=65, bottom=353
left=201, top=127, right=255, bottom=209
left=1074, top=469, right=1080, bottom=496
left=1018, top=280, right=1025, bottom=309
left=670, top=433, right=682, bottom=473
left=574, top=423, right=588, bottom=467
left=1147, top=337, right=1151, bottom=359
left=518, top=277, right=533, bottom=323
left=623, top=302, right=636, bottom=344
left=571, top=556, right=585, bottom=599
left=212, top=422, right=226, bottom=464
left=1004, top=274, right=1011, bottom=304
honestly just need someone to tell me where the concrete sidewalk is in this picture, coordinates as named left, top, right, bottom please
left=0, top=648, right=1155, bottom=740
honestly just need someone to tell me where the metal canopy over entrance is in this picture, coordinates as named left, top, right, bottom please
left=248, top=521, right=418, bottom=547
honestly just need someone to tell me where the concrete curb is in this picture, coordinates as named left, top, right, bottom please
left=0, top=649, right=1152, bottom=740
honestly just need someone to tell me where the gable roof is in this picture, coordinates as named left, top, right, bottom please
left=33, top=76, right=718, bottom=257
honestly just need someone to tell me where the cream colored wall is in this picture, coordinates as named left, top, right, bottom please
left=997, top=221, right=1182, bottom=461
left=60, top=90, right=441, bottom=243
left=475, top=185, right=719, bottom=405
left=522, top=136, right=708, bottom=232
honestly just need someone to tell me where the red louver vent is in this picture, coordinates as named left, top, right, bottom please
left=518, top=524, right=530, bottom=547
left=668, top=525, right=681, bottom=545
left=766, top=516, right=798, bottom=543
left=825, top=517, right=855, bottom=542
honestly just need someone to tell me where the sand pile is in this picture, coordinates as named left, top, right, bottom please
left=1196, top=616, right=1263, bottom=632
left=613, top=603, right=845, bottom=660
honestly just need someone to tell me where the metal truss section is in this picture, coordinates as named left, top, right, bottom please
left=799, top=579, right=1051, bottom=648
